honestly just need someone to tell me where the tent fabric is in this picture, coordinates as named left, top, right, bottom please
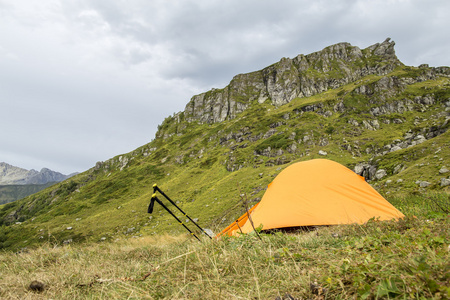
left=218, top=159, right=404, bottom=237
left=217, top=202, right=260, bottom=236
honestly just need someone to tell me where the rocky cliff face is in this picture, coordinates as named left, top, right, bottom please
left=0, top=162, right=72, bottom=185
left=183, top=38, right=402, bottom=124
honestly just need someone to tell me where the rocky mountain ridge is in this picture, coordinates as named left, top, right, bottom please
left=180, top=38, right=402, bottom=125
left=0, top=162, right=74, bottom=185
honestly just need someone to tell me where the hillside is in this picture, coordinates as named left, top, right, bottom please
left=0, top=183, right=56, bottom=205
left=0, top=38, right=449, bottom=250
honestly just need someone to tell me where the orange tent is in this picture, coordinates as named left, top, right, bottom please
left=218, top=159, right=404, bottom=237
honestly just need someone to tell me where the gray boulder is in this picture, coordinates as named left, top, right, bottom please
left=354, top=163, right=378, bottom=181
left=375, top=169, right=387, bottom=180
left=440, top=178, right=450, bottom=187
left=439, top=167, right=449, bottom=174
left=318, top=150, right=328, bottom=156
left=416, top=181, right=431, bottom=188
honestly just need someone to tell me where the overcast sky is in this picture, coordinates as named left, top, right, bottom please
left=1, top=0, right=449, bottom=175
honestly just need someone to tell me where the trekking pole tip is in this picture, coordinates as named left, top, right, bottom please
left=152, top=193, right=157, bottom=198
left=153, top=183, right=157, bottom=188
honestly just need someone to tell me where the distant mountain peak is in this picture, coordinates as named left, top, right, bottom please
left=0, top=162, right=73, bottom=185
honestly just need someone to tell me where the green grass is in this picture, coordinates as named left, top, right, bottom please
left=0, top=194, right=448, bottom=299
left=0, top=182, right=57, bottom=205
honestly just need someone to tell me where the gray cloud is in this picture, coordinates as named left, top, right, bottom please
left=1, top=0, right=449, bottom=174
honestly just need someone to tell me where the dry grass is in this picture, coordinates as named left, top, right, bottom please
left=1, top=213, right=449, bottom=299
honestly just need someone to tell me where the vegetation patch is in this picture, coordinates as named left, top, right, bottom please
left=255, top=134, right=293, bottom=153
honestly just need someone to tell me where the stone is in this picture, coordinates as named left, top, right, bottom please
left=319, top=138, right=329, bottom=146
left=354, top=163, right=378, bottom=181
left=348, top=119, right=359, bottom=126
left=375, top=169, right=387, bottom=180
left=439, top=167, right=449, bottom=174
left=390, top=145, right=402, bottom=152
left=393, top=164, right=403, bottom=174
left=417, top=181, right=431, bottom=188
left=371, top=119, right=380, bottom=130
left=318, top=150, right=328, bottom=156
left=286, top=143, right=297, bottom=154
left=203, top=228, right=214, bottom=238
left=175, top=155, right=184, bottom=164
left=29, top=280, right=45, bottom=293
left=362, top=120, right=375, bottom=130
left=440, top=178, right=450, bottom=187
left=414, top=135, right=427, bottom=144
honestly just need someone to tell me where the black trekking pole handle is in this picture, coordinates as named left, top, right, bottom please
left=148, top=196, right=156, bottom=214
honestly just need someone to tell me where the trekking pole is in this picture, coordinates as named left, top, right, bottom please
left=153, top=184, right=212, bottom=239
left=148, top=194, right=201, bottom=242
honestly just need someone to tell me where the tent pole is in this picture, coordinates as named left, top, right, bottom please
left=235, top=220, right=243, bottom=234
left=238, top=183, right=262, bottom=240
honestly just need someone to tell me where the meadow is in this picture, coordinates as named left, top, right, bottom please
left=0, top=193, right=448, bottom=299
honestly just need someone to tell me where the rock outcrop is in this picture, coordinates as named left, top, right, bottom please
left=183, top=38, right=402, bottom=124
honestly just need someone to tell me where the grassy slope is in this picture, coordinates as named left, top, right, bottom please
left=0, top=66, right=449, bottom=251
left=0, top=194, right=448, bottom=299
left=0, top=182, right=57, bottom=205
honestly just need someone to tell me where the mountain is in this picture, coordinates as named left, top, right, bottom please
left=0, top=162, right=74, bottom=185
left=182, top=38, right=401, bottom=124
left=0, top=163, right=76, bottom=204
left=0, top=38, right=449, bottom=250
